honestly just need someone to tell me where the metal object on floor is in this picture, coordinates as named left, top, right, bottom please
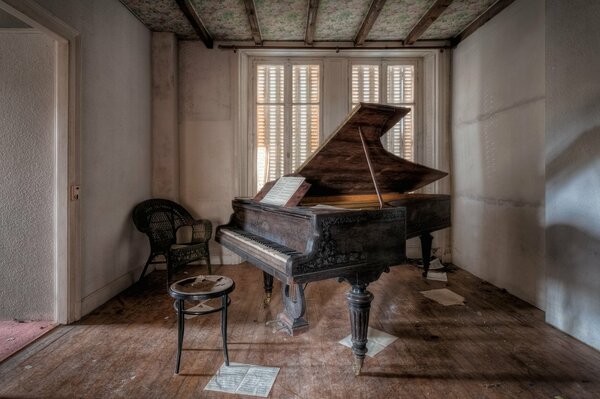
left=168, top=275, right=235, bottom=374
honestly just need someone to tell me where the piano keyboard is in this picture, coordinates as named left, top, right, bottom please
left=218, top=227, right=302, bottom=273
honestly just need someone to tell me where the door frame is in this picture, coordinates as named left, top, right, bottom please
left=0, top=0, right=81, bottom=323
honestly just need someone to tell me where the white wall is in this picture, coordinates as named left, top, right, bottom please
left=0, top=32, right=55, bottom=320
left=451, top=0, right=546, bottom=308
left=545, top=0, right=600, bottom=351
left=32, top=0, right=152, bottom=315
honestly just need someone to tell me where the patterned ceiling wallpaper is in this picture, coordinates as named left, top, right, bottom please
left=190, top=0, right=253, bottom=40
left=368, top=0, right=436, bottom=40
left=120, top=0, right=498, bottom=43
left=121, top=0, right=197, bottom=39
left=422, top=0, right=497, bottom=39
left=255, top=0, right=307, bottom=41
left=315, top=0, right=371, bottom=41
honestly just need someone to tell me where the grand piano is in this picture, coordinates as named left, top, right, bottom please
left=216, top=103, right=450, bottom=374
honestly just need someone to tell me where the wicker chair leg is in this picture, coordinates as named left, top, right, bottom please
left=138, top=253, right=154, bottom=282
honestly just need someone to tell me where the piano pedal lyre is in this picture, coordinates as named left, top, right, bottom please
left=270, top=282, right=308, bottom=335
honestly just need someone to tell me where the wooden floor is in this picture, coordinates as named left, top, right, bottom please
left=1, top=263, right=599, bottom=398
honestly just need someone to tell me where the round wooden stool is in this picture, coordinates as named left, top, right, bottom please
left=168, top=275, right=235, bottom=374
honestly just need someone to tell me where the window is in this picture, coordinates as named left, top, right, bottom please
left=351, top=62, right=416, bottom=161
left=255, top=62, right=321, bottom=191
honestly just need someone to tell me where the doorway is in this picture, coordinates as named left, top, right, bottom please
left=0, top=0, right=80, bottom=361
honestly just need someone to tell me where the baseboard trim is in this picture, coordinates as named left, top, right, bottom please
left=80, top=271, right=137, bottom=316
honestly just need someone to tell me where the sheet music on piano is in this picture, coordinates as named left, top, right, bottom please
left=259, top=176, right=306, bottom=206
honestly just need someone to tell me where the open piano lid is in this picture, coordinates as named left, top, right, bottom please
left=295, top=103, right=447, bottom=199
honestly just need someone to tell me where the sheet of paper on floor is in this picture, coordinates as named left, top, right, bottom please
left=420, top=288, right=465, bottom=306
left=426, top=270, right=448, bottom=282
left=417, top=257, right=444, bottom=270
left=339, top=327, right=398, bottom=357
left=204, top=362, right=280, bottom=397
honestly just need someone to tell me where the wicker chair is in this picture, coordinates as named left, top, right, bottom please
left=132, top=199, right=212, bottom=284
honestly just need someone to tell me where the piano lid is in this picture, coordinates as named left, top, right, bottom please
left=294, top=103, right=448, bottom=198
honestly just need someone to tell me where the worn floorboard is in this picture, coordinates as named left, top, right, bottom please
left=1, top=263, right=599, bottom=398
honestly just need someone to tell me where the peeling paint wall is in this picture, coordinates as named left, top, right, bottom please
left=152, top=32, right=179, bottom=200
left=0, top=32, right=55, bottom=320
left=32, top=0, right=152, bottom=315
left=545, top=0, right=600, bottom=351
left=451, top=0, right=546, bottom=308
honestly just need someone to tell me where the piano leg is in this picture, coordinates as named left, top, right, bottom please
left=347, top=282, right=374, bottom=376
left=420, top=232, right=434, bottom=277
left=263, top=271, right=273, bottom=305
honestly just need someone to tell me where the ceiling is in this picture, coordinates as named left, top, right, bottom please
left=120, top=0, right=513, bottom=48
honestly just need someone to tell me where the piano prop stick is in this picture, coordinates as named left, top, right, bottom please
left=217, top=103, right=451, bottom=375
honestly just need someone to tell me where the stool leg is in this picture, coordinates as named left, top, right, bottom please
left=221, top=294, right=229, bottom=366
left=175, top=299, right=185, bottom=374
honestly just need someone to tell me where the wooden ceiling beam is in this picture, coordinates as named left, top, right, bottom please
left=354, top=0, right=387, bottom=46
left=175, top=0, right=213, bottom=48
left=305, top=0, right=320, bottom=45
left=404, top=0, right=454, bottom=45
left=243, top=0, right=262, bottom=45
left=452, top=0, right=515, bottom=46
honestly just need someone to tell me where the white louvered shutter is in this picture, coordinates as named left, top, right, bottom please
left=256, top=63, right=321, bottom=192
left=291, top=64, right=320, bottom=170
left=351, top=65, right=379, bottom=108
left=386, top=64, right=415, bottom=160
left=256, top=65, right=285, bottom=190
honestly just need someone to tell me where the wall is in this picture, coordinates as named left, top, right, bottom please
left=178, top=41, right=240, bottom=264
left=0, top=32, right=55, bottom=320
left=32, top=0, right=152, bottom=315
left=451, top=0, right=545, bottom=307
left=545, top=0, right=600, bottom=351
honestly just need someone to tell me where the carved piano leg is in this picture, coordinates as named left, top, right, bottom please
left=346, top=282, right=374, bottom=376
left=420, top=232, right=434, bottom=277
left=263, top=271, right=274, bottom=306
left=277, top=282, right=308, bottom=335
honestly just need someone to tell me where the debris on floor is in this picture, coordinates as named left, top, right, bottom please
left=339, top=327, right=398, bottom=357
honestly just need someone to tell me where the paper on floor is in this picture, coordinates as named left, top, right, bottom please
left=426, top=270, right=448, bottom=282
left=204, top=362, right=280, bottom=397
left=339, top=327, right=398, bottom=358
left=417, top=257, right=445, bottom=270
left=420, top=288, right=465, bottom=306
